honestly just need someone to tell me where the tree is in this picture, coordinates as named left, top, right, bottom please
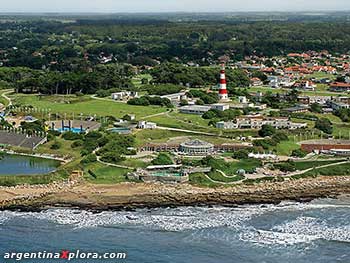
left=232, top=149, right=249, bottom=160
left=151, top=153, right=173, bottom=165
left=310, top=103, right=322, bottom=113
left=258, top=124, right=276, bottom=137
left=179, top=99, right=188, bottom=106
left=291, top=149, right=308, bottom=158
left=315, top=118, right=333, bottom=134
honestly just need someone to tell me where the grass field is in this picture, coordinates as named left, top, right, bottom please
left=293, top=162, right=350, bottom=179
left=12, top=94, right=167, bottom=119
left=293, top=159, right=345, bottom=170
left=207, top=171, right=244, bottom=182
left=275, top=140, right=300, bottom=156
left=84, top=162, right=131, bottom=184
left=189, top=173, right=220, bottom=187
left=132, top=74, right=153, bottom=88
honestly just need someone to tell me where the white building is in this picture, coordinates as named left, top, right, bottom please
left=111, top=91, right=139, bottom=100
left=238, top=96, right=248, bottom=104
left=137, top=121, right=157, bottom=129
left=179, top=105, right=211, bottom=115
left=211, top=103, right=230, bottom=111
left=179, top=139, right=214, bottom=156
left=216, top=117, right=307, bottom=130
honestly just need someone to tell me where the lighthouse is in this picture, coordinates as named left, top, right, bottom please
left=218, top=64, right=229, bottom=101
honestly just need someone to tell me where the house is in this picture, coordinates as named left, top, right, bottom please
left=293, top=80, right=316, bottom=91
left=268, top=76, right=294, bottom=88
left=329, top=82, right=350, bottom=92
left=297, top=96, right=332, bottom=105
left=137, top=121, right=157, bottom=129
left=282, top=105, right=309, bottom=114
left=250, top=77, right=263, bottom=86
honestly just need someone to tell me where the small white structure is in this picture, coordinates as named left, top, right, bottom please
left=137, top=121, right=157, bottom=129
left=248, top=153, right=277, bottom=160
left=238, top=96, right=248, bottom=104
left=111, top=91, right=139, bottom=100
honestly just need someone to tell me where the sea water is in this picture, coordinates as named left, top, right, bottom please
left=0, top=198, right=349, bottom=263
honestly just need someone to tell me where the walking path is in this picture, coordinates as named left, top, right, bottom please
left=286, top=160, right=350, bottom=177
left=1, top=89, right=13, bottom=107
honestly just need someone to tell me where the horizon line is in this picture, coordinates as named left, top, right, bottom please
left=1, top=10, right=350, bottom=14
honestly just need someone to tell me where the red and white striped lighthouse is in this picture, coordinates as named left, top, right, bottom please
left=218, top=64, right=229, bottom=101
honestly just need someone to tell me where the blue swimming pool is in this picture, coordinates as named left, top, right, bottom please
left=56, top=127, right=85, bottom=133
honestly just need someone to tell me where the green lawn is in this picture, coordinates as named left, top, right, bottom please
left=146, top=111, right=218, bottom=133
left=207, top=171, right=244, bottom=182
left=275, top=140, right=300, bottom=156
left=12, top=94, right=166, bottom=119
left=134, top=129, right=187, bottom=146
left=132, top=74, right=153, bottom=88
left=84, top=162, right=131, bottom=184
left=293, top=162, right=350, bottom=179
left=189, top=173, right=220, bottom=187
left=36, top=137, right=82, bottom=159
left=208, top=158, right=262, bottom=175
left=118, top=158, right=150, bottom=168
left=293, top=159, right=345, bottom=170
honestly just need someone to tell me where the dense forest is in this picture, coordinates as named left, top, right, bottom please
left=1, top=14, right=350, bottom=94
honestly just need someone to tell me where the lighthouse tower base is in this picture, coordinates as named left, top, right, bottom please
left=218, top=93, right=230, bottom=102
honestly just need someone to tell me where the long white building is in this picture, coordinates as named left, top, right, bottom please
left=216, top=116, right=307, bottom=130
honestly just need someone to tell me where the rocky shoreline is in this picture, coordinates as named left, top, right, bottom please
left=1, top=175, right=350, bottom=212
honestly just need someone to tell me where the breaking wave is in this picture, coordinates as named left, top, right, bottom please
left=0, top=199, right=349, bottom=246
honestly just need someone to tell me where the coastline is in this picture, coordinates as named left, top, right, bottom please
left=1, top=176, right=350, bottom=212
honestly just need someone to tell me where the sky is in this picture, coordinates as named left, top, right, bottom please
left=1, top=0, right=350, bottom=13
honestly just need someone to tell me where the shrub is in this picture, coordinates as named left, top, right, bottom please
left=291, top=149, right=308, bottom=158
left=71, top=140, right=84, bottom=148
left=259, top=124, right=276, bottom=137
left=62, top=131, right=83, bottom=141
left=274, top=161, right=296, bottom=172
left=232, top=149, right=249, bottom=160
left=80, top=154, right=97, bottom=164
left=272, top=132, right=288, bottom=142
left=315, top=118, right=333, bottom=134
left=50, top=141, right=61, bottom=150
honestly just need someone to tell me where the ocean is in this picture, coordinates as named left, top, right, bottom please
left=0, top=198, right=349, bottom=263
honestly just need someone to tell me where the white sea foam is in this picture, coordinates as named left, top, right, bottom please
left=0, top=200, right=349, bottom=246
left=239, top=229, right=319, bottom=246
left=273, top=216, right=350, bottom=243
